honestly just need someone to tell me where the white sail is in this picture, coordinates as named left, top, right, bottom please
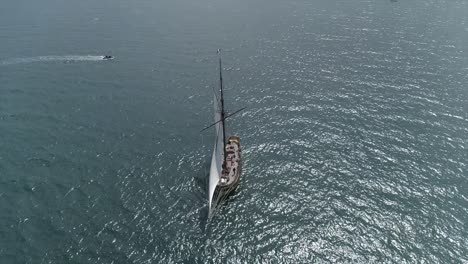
left=208, top=94, right=224, bottom=210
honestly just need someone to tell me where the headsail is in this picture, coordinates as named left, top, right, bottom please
left=208, top=93, right=224, bottom=210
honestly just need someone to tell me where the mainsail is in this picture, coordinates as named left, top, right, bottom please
left=208, top=94, right=224, bottom=210
left=208, top=50, right=227, bottom=211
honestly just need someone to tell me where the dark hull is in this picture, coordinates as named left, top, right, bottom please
left=212, top=141, right=242, bottom=207
left=211, top=162, right=242, bottom=209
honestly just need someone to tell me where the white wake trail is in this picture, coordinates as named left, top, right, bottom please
left=0, top=55, right=106, bottom=66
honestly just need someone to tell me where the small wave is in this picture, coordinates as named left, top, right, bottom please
left=0, top=55, right=106, bottom=66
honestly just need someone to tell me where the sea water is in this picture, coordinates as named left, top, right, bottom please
left=1, top=0, right=467, bottom=262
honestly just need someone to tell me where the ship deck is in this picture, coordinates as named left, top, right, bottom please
left=219, top=137, right=241, bottom=186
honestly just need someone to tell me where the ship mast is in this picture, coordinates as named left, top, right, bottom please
left=218, top=49, right=227, bottom=167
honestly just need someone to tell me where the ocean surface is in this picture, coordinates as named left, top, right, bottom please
left=1, top=0, right=467, bottom=263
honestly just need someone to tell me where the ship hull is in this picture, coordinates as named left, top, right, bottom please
left=211, top=162, right=241, bottom=208
left=210, top=136, right=242, bottom=210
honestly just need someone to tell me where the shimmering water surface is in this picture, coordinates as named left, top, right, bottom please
left=1, top=0, right=467, bottom=263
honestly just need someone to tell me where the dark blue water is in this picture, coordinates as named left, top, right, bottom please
left=1, top=0, right=467, bottom=263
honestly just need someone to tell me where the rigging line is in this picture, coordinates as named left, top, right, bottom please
left=200, top=107, right=247, bottom=132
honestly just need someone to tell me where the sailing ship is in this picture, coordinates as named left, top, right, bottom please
left=203, top=50, right=244, bottom=213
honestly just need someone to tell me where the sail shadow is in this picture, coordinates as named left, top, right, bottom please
left=194, top=158, right=211, bottom=231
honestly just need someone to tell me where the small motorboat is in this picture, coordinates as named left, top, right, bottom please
left=103, top=55, right=113, bottom=60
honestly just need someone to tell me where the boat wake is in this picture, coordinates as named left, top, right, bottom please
left=0, top=55, right=107, bottom=66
